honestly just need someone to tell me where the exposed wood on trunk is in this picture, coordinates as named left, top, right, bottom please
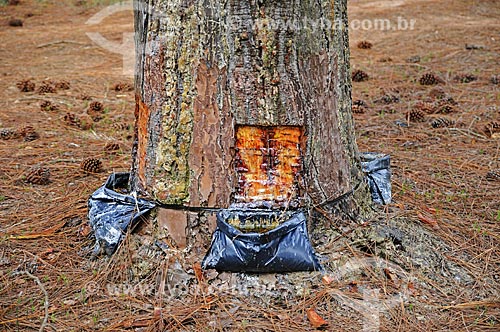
left=234, top=125, right=303, bottom=208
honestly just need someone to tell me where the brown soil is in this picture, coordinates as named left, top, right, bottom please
left=0, top=0, right=499, bottom=331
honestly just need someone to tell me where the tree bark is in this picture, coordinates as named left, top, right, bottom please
left=131, top=0, right=371, bottom=239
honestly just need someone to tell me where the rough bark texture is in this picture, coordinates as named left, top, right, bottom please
left=131, top=0, right=370, bottom=218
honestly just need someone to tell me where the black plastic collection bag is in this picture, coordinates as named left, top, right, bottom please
left=202, top=210, right=322, bottom=273
left=88, top=172, right=155, bottom=255
left=361, top=152, right=392, bottom=205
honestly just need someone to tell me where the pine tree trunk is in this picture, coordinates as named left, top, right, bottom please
left=131, top=0, right=371, bottom=248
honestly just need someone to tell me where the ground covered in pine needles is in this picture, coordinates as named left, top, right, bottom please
left=0, top=0, right=499, bottom=331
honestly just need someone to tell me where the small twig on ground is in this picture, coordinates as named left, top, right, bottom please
left=16, top=270, right=49, bottom=332
left=441, top=300, right=500, bottom=310
left=447, top=128, right=487, bottom=140
left=36, top=40, right=86, bottom=48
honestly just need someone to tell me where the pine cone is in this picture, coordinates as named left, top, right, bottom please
left=357, top=41, right=372, bottom=49
left=352, top=104, right=365, bottom=114
left=37, top=83, right=56, bottom=94
left=88, top=101, right=104, bottom=121
left=491, top=75, right=499, bottom=85
left=8, top=0, right=21, bottom=5
left=24, top=131, right=39, bottom=142
left=8, top=19, right=23, bottom=27
left=104, top=142, right=121, bottom=152
left=413, top=102, right=435, bottom=114
left=406, top=55, right=421, bottom=63
left=419, top=72, right=443, bottom=86
left=376, top=93, right=399, bottom=104
left=54, top=80, right=70, bottom=90
left=113, top=82, right=133, bottom=92
left=407, top=109, right=426, bottom=122
left=484, top=121, right=500, bottom=137
left=64, top=112, right=82, bottom=128
left=112, top=122, right=131, bottom=131
left=0, top=128, right=21, bottom=140
left=89, top=101, right=103, bottom=112
left=354, top=99, right=368, bottom=107
left=435, top=103, right=456, bottom=114
left=16, top=79, right=35, bottom=92
left=40, top=100, right=59, bottom=112
left=79, top=94, right=92, bottom=101
left=431, top=117, right=454, bottom=128
left=25, top=166, right=50, bottom=185
left=18, top=125, right=39, bottom=141
left=443, top=97, right=457, bottom=105
left=81, top=158, right=103, bottom=173
left=486, top=170, right=500, bottom=181
left=352, top=69, right=369, bottom=82
left=428, top=87, right=446, bottom=99
left=453, top=73, right=477, bottom=83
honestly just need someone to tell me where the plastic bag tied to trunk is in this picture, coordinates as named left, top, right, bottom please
left=202, top=210, right=322, bottom=273
left=360, top=152, right=392, bottom=205
left=88, top=172, right=155, bottom=256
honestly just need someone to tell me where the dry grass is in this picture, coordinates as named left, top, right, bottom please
left=0, top=0, right=499, bottom=331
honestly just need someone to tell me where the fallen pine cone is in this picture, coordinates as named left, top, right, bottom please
left=79, top=94, right=92, bottom=101
left=376, top=93, right=399, bottom=104
left=406, top=55, right=421, bottom=63
left=437, top=96, right=458, bottom=106
left=491, top=75, right=499, bottom=85
left=24, top=166, right=51, bottom=185
left=431, top=117, right=454, bottom=128
left=357, top=40, right=373, bottom=49
left=352, top=69, right=369, bottom=82
left=24, top=131, right=39, bottom=142
left=64, top=112, right=82, bottom=128
left=104, top=142, right=121, bottom=152
left=64, top=113, right=91, bottom=130
left=414, top=102, right=435, bottom=114
left=112, top=122, right=131, bottom=131
left=89, top=101, right=103, bottom=112
left=435, top=103, right=456, bottom=114
left=40, top=100, right=59, bottom=112
left=407, top=109, right=426, bottom=122
left=352, top=99, right=367, bottom=114
left=419, top=72, right=443, bottom=86
left=0, top=128, right=21, bottom=140
left=54, top=80, right=70, bottom=90
left=428, top=87, right=447, bottom=99
left=37, top=83, right=56, bottom=94
left=88, top=101, right=104, bottom=121
left=8, top=19, right=23, bottom=27
left=16, top=79, right=35, bottom=92
left=81, top=158, right=103, bottom=173
left=113, top=82, right=133, bottom=92
left=453, top=73, right=477, bottom=83
left=484, top=121, right=500, bottom=137
left=486, top=170, right=500, bottom=181
left=18, top=125, right=39, bottom=141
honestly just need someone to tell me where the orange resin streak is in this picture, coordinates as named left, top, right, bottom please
left=235, top=126, right=303, bottom=206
